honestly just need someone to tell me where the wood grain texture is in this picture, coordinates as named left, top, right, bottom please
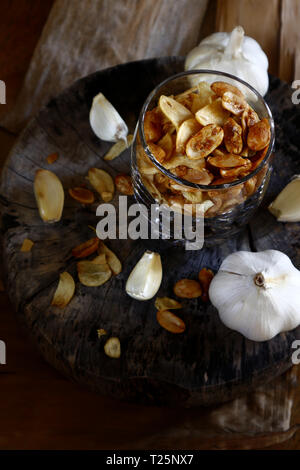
left=216, top=0, right=281, bottom=75
left=0, top=58, right=299, bottom=407
left=0, top=0, right=54, bottom=120
left=0, top=0, right=208, bottom=133
left=279, top=0, right=300, bottom=81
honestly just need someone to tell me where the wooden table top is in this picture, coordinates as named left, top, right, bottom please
left=0, top=0, right=299, bottom=450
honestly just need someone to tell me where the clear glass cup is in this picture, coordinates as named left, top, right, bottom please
left=131, top=70, right=275, bottom=246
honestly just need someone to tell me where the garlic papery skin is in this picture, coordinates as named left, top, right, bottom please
left=34, top=169, right=64, bottom=223
left=89, top=92, right=128, bottom=143
left=209, top=250, right=300, bottom=342
left=185, top=26, right=269, bottom=96
left=126, top=251, right=162, bottom=300
left=268, top=176, right=300, bottom=222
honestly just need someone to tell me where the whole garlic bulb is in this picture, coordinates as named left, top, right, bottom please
left=209, top=250, right=300, bottom=342
left=185, top=26, right=269, bottom=96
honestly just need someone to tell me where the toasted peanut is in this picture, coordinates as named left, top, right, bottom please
left=184, top=168, right=214, bottom=185
left=172, top=165, right=188, bottom=178
left=198, top=268, right=214, bottom=302
left=240, top=147, right=256, bottom=158
left=251, top=146, right=269, bottom=170
left=182, top=190, right=203, bottom=203
left=72, top=237, right=99, bottom=258
left=173, top=279, right=202, bottom=299
left=158, top=133, right=173, bottom=161
left=156, top=310, right=186, bottom=334
left=241, top=107, right=259, bottom=139
left=247, top=118, right=271, bottom=151
left=186, top=124, right=224, bottom=160
left=176, top=118, right=201, bottom=154
left=159, top=95, right=193, bottom=128
left=69, top=187, right=95, bottom=204
left=220, top=163, right=251, bottom=178
left=144, top=109, right=162, bottom=142
left=195, top=98, right=229, bottom=126
left=211, top=81, right=244, bottom=99
left=115, top=174, right=134, bottom=195
left=175, top=92, right=194, bottom=110
left=147, top=142, right=166, bottom=163
left=205, top=197, right=222, bottom=216
left=222, top=91, right=247, bottom=115
left=244, top=175, right=257, bottom=197
left=223, top=118, right=243, bottom=154
left=165, top=155, right=205, bottom=171
left=208, top=153, right=250, bottom=168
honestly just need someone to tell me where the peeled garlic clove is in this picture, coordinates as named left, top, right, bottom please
left=89, top=92, right=128, bottom=142
left=268, top=176, right=300, bottom=222
left=126, top=251, right=162, bottom=300
left=34, top=169, right=64, bottom=223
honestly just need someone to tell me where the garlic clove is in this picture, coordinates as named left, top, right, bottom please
left=34, top=169, right=64, bottom=223
left=126, top=251, right=162, bottom=300
left=268, top=176, right=300, bottom=222
left=89, top=92, right=128, bottom=143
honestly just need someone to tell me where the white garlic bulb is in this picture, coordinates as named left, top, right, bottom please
left=126, top=251, right=162, bottom=300
left=185, top=26, right=269, bottom=96
left=209, top=250, right=300, bottom=342
left=268, top=176, right=300, bottom=222
left=89, top=92, right=128, bottom=142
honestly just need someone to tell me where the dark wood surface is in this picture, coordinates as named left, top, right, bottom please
left=1, top=58, right=299, bottom=407
left=1, top=0, right=300, bottom=450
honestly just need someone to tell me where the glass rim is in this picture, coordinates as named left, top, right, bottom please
left=138, top=69, right=275, bottom=190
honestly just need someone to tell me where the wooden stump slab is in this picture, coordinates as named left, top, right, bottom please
left=1, top=57, right=299, bottom=406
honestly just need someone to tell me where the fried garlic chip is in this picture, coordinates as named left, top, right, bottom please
left=51, top=272, right=75, bottom=308
left=154, top=296, right=182, bottom=311
left=104, top=134, right=134, bottom=161
left=77, top=259, right=111, bottom=286
left=88, top=168, right=115, bottom=202
left=98, top=241, right=122, bottom=275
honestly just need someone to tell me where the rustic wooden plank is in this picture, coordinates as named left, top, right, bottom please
left=1, top=0, right=208, bottom=133
left=279, top=0, right=300, bottom=82
left=216, top=0, right=281, bottom=76
left=0, top=58, right=299, bottom=406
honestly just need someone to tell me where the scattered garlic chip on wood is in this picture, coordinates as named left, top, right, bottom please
left=34, top=169, right=64, bottom=223
left=69, top=187, right=95, bottom=204
left=88, top=168, right=115, bottom=202
left=268, top=176, right=300, bottom=222
left=72, top=237, right=99, bottom=258
left=98, top=241, right=122, bottom=275
left=51, top=272, right=75, bottom=308
left=97, top=328, right=107, bottom=338
left=89, top=92, right=128, bottom=142
left=104, top=134, right=134, bottom=161
left=104, top=337, right=121, bottom=358
left=126, top=251, right=162, bottom=300
left=46, top=152, right=59, bottom=164
left=77, top=259, right=111, bottom=287
left=20, top=238, right=34, bottom=252
left=155, top=297, right=182, bottom=311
